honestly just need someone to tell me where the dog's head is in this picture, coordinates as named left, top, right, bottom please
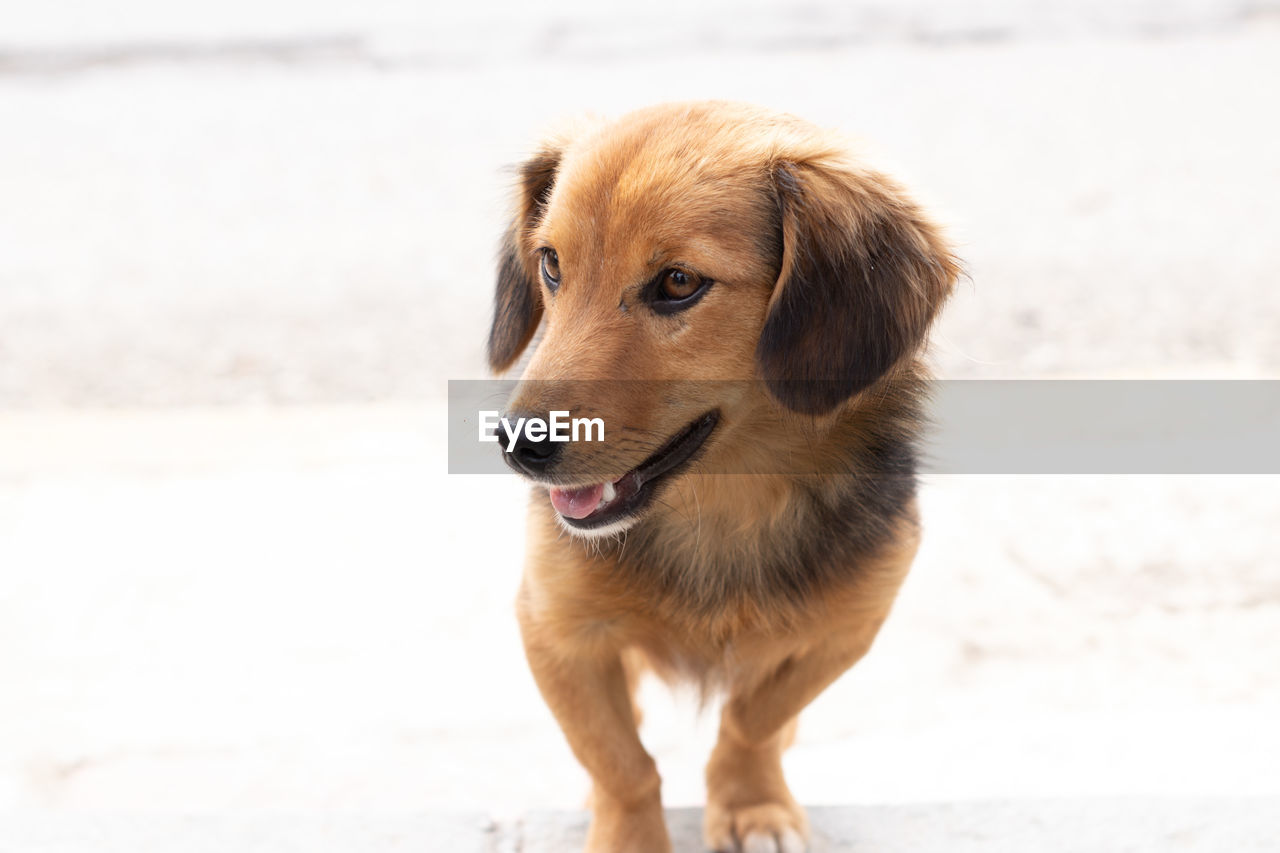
left=488, top=102, right=957, bottom=537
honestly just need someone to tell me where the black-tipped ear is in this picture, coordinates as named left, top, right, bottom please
left=487, top=149, right=562, bottom=373
left=756, top=160, right=958, bottom=415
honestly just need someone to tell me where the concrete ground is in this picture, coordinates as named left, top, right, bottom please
left=5, top=800, right=1280, bottom=852
left=2, top=1, right=1279, bottom=848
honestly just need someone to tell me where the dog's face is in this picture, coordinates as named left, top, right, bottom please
left=489, top=102, right=956, bottom=538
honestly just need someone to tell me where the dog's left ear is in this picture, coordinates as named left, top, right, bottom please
left=758, top=159, right=959, bottom=415
left=487, top=146, right=563, bottom=374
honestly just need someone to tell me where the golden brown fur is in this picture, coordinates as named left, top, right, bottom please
left=487, top=102, right=958, bottom=853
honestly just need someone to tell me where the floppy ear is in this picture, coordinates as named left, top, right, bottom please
left=487, top=147, right=563, bottom=373
left=757, top=159, right=959, bottom=415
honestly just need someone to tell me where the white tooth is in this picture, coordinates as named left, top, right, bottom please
left=602, top=481, right=617, bottom=503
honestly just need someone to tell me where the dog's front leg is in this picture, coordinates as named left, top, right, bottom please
left=704, top=618, right=891, bottom=853
left=519, top=609, right=670, bottom=853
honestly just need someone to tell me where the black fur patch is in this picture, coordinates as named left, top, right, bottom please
left=487, top=230, right=542, bottom=372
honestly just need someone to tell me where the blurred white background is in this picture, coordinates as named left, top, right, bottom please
left=2, top=0, right=1278, bottom=827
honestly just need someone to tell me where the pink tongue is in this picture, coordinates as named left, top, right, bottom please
left=549, top=484, right=605, bottom=519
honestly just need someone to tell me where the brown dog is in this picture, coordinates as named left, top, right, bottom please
left=486, top=102, right=957, bottom=853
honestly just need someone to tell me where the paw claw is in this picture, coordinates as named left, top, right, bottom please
left=704, top=802, right=808, bottom=853
left=779, top=827, right=807, bottom=853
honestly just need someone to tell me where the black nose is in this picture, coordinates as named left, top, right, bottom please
left=501, top=412, right=564, bottom=477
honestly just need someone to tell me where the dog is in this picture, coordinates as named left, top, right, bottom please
left=486, top=101, right=958, bottom=853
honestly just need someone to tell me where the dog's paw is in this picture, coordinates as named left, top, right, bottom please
left=703, top=800, right=808, bottom=853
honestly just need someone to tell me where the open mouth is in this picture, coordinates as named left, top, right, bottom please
left=548, top=410, right=719, bottom=532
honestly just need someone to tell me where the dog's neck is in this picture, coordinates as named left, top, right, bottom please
left=586, top=370, right=928, bottom=615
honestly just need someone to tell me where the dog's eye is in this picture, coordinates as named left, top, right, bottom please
left=650, top=268, right=711, bottom=314
left=540, top=249, right=561, bottom=292
left=659, top=269, right=701, bottom=301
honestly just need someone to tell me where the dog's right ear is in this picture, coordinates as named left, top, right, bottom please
left=487, top=147, right=563, bottom=374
